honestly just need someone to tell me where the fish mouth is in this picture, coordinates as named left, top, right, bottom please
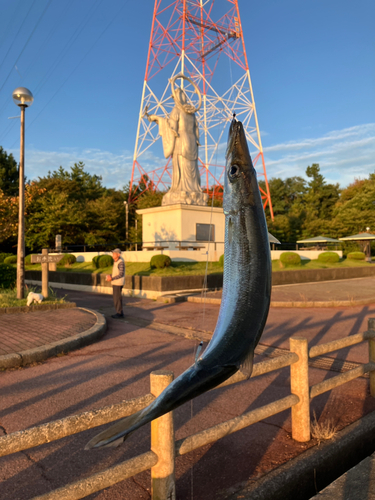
left=226, top=119, right=251, bottom=166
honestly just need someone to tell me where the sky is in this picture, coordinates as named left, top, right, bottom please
left=0, top=0, right=374, bottom=190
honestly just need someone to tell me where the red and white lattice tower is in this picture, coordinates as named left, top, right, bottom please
left=130, top=0, right=273, bottom=218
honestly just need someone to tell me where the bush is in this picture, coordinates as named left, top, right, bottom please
left=279, top=252, right=301, bottom=267
left=219, top=254, right=224, bottom=266
left=0, top=253, right=13, bottom=264
left=92, top=255, right=100, bottom=269
left=25, top=254, right=36, bottom=265
left=98, top=255, right=114, bottom=268
left=317, top=252, right=340, bottom=263
left=150, top=254, right=172, bottom=269
left=347, top=251, right=365, bottom=261
left=0, top=263, right=17, bottom=289
left=59, top=254, right=77, bottom=266
left=4, top=255, right=17, bottom=264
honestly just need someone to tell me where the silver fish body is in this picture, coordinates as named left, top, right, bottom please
left=85, top=120, right=271, bottom=449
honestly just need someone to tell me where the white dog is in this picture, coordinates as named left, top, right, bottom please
left=27, top=292, right=44, bottom=306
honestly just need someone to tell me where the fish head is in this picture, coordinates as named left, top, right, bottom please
left=224, top=119, right=257, bottom=214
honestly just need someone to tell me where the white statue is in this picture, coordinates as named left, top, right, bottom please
left=145, top=74, right=208, bottom=206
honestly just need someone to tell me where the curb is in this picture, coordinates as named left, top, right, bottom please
left=0, top=302, right=76, bottom=315
left=226, top=410, right=375, bottom=500
left=187, top=296, right=375, bottom=308
left=0, top=307, right=107, bottom=370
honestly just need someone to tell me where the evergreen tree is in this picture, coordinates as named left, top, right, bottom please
left=0, top=146, right=19, bottom=196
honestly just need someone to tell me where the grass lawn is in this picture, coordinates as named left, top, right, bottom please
left=0, top=287, right=67, bottom=308
left=25, top=261, right=223, bottom=276
left=23, top=257, right=373, bottom=277
left=271, top=258, right=373, bottom=271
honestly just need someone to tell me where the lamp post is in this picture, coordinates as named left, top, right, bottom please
left=124, top=201, right=129, bottom=243
left=12, top=87, right=34, bottom=299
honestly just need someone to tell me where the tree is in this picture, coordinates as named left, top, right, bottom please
left=304, top=163, right=340, bottom=220
left=0, top=146, right=19, bottom=196
left=330, top=172, right=375, bottom=237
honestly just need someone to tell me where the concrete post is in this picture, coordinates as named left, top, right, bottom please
left=368, top=319, right=375, bottom=397
left=41, top=248, right=49, bottom=298
left=150, top=370, right=175, bottom=500
left=290, top=336, right=310, bottom=442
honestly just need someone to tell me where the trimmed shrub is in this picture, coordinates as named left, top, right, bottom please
left=92, top=255, right=100, bottom=269
left=59, top=254, right=77, bottom=266
left=0, top=263, right=17, bottom=289
left=98, top=255, right=114, bottom=268
left=219, top=254, right=224, bottom=266
left=4, top=255, right=17, bottom=264
left=150, top=254, right=172, bottom=269
left=279, top=252, right=301, bottom=267
left=347, top=251, right=365, bottom=261
left=25, top=254, right=37, bottom=265
left=317, top=252, right=340, bottom=263
left=0, top=253, right=13, bottom=264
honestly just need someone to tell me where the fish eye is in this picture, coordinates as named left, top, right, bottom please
left=229, top=164, right=240, bottom=177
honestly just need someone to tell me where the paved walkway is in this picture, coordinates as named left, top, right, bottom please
left=191, top=277, right=375, bottom=305
left=0, top=309, right=96, bottom=356
left=1, top=279, right=375, bottom=499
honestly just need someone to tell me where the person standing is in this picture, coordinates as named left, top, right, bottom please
left=106, top=248, right=125, bottom=319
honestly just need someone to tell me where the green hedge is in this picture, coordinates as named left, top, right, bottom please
left=59, top=254, right=77, bottom=266
left=219, top=254, right=224, bottom=266
left=92, top=255, right=100, bottom=269
left=98, top=255, right=114, bottom=268
left=4, top=255, right=17, bottom=264
left=0, top=253, right=13, bottom=264
left=0, top=263, right=17, bottom=289
left=150, top=254, right=172, bottom=269
left=25, top=254, right=37, bottom=265
left=279, top=252, right=301, bottom=267
left=347, top=251, right=365, bottom=260
left=317, top=251, right=340, bottom=263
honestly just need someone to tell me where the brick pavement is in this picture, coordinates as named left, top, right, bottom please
left=0, top=309, right=96, bottom=356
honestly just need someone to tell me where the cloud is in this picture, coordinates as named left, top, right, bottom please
left=9, top=123, right=375, bottom=190
left=8, top=147, right=135, bottom=189
left=263, top=123, right=375, bottom=185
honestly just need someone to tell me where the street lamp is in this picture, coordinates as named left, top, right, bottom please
left=13, top=87, right=34, bottom=299
left=123, top=201, right=129, bottom=242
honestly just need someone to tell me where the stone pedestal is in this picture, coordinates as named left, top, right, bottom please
left=136, top=204, right=225, bottom=255
left=162, top=190, right=208, bottom=206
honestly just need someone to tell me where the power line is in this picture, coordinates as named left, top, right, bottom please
left=0, top=0, right=98, bottom=141
left=21, top=1, right=129, bottom=139
left=0, top=0, right=53, bottom=95
left=0, top=0, right=37, bottom=74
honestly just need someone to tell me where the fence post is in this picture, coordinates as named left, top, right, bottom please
left=290, top=337, right=310, bottom=442
left=368, top=319, right=375, bottom=397
left=150, top=370, right=176, bottom=500
left=41, top=248, right=49, bottom=298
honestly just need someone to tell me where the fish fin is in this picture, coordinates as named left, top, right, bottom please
left=85, top=409, right=145, bottom=450
left=239, top=350, right=254, bottom=380
left=195, top=341, right=204, bottom=365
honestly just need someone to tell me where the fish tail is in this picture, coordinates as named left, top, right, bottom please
left=85, top=363, right=237, bottom=450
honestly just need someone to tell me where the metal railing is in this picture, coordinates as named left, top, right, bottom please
left=1, top=318, right=374, bottom=499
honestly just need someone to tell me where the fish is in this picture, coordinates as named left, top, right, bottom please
left=85, top=119, right=272, bottom=450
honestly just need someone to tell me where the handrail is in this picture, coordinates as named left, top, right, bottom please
left=175, top=394, right=299, bottom=456
left=31, top=451, right=158, bottom=500
left=310, top=362, right=375, bottom=398
left=0, top=394, right=154, bottom=458
left=309, top=330, right=375, bottom=358
left=0, top=353, right=297, bottom=457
